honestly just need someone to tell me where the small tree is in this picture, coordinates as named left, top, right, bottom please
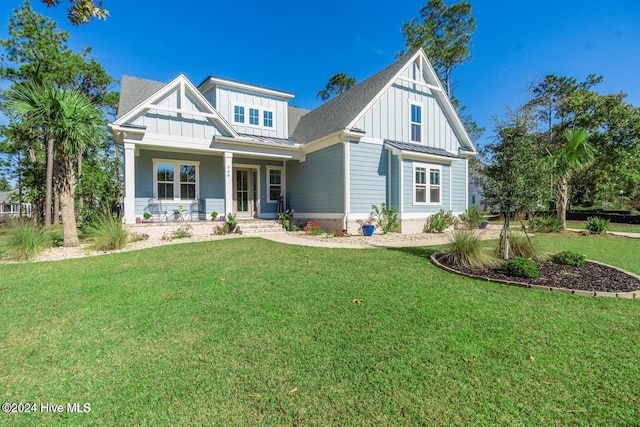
left=6, top=82, right=102, bottom=247
left=552, top=129, right=594, bottom=230
left=483, top=115, right=548, bottom=259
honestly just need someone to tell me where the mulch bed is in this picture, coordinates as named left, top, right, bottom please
left=435, top=256, right=640, bottom=294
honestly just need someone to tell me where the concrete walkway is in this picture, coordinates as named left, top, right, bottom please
left=567, top=228, right=640, bottom=239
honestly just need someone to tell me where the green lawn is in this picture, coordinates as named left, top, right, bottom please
left=566, top=220, right=640, bottom=233
left=1, top=235, right=639, bottom=425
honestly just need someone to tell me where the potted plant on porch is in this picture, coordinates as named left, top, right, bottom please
left=210, top=211, right=219, bottom=221
left=142, top=212, right=153, bottom=223
left=226, top=213, right=238, bottom=233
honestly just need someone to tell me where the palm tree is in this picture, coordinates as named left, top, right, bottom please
left=5, top=82, right=102, bottom=246
left=553, top=129, right=594, bottom=230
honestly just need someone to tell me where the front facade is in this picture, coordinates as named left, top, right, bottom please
left=110, top=50, right=476, bottom=233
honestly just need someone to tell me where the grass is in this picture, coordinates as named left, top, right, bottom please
left=566, top=220, right=640, bottom=233
left=1, top=237, right=639, bottom=425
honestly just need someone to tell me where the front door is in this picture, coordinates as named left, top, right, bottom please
left=233, top=168, right=255, bottom=217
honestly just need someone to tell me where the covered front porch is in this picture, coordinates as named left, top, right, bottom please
left=121, top=143, right=297, bottom=225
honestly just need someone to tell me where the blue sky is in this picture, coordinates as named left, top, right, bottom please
left=1, top=0, right=639, bottom=148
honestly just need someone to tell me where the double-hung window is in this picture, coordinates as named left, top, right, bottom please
left=414, top=163, right=441, bottom=204
left=154, top=159, right=199, bottom=200
left=263, top=111, right=273, bottom=127
left=410, top=103, right=422, bottom=143
left=249, top=108, right=259, bottom=125
left=234, top=105, right=245, bottom=123
left=267, top=167, right=282, bottom=202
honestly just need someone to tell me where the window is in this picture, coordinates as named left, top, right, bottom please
left=430, top=168, right=440, bottom=203
left=157, top=163, right=174, bottom=199
left=234, top=105, right=245, bottom=123
left=410, top=103, right=422, bottom=142
left=154, top=159, right=199, bottom=200
left=415, top=167, right=427, bottom=203
left=180, top=165, right=196, bottom=199
left=249, top=108, right=259, bottom=125
left=267, top=167, right=282, bottom=202
left=414, top=164, right=441, bottom=205
left=264, top=110, right=273, bottom=128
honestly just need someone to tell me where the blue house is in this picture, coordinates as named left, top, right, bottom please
left=110, top=49, right=476, bottom=233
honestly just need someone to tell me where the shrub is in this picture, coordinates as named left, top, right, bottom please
left=501, top=257, right=539, bottom=279
left=440, top=231, right=495, bottom=268
left=87, top=209, right=129, bottom=251
left=329, top=229, right=348, bottom=237
left=458, top=205, right=483, bottom=229
left=4, top=219, right=51, bottom=261
left=303, top=221, right=324, bottom=235
left=130, top=232, right=150, bottom=242
left=370, top=203, right=399, bottom=234
left=170, top=224, right=193, bottom=240
left=528, top=215, right=562, bottom=233
left=495, top=231, right=541, bottom=260
left=586, top=216, right=609, bottom=234
left=426, top=210, right=456, bottom=233
left=552, top=250, right=586, bottom=267
left=213, top=225, right=227, bottom=235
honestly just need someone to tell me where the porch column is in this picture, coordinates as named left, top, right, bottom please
left=123, top=142, right=136, bottom=224
left=224, top=152, right=233, bottom=217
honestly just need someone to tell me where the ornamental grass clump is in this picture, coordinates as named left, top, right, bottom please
left=586, top=216, right=609, bottom=234
left=440, top=230, right=495, bottom=269
left=501, top=257, right=540, bottom=279
left=496, top=231, right=542, bottom=261
left=552, top=250, right=586, bottom=267
left=87, top=209, right=129, bottom=251
left=4, top=218, right=51, bottom=261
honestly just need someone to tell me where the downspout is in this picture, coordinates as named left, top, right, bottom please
left=340, top=136, right=350, bottom=232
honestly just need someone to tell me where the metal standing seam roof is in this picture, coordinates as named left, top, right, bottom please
left=236, top=133, right=300, bottom=147
left=384, top=140, right=461, bottom=159
left=291, top=53, right=416, bottom=145
left=116, top=75, right=166, bottom=120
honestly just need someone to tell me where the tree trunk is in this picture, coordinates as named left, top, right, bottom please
left=77, top=152, right=83, bottom=222
left=556, top=175, right=568, bottom=230
left=501, top=214, right=511, bottom=260
left=56, top=157, right=79, bottom=247
left=53, top=190, right=59, bottom=225
left=44, top=135, right=54, bottom=228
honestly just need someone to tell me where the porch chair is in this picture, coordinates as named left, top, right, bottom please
left=179, top=200, right=199, bottom=221
left=146, top=198, right=168, bottom=222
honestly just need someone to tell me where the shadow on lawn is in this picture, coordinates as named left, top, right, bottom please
left=385, top=246, right=439, bottom=260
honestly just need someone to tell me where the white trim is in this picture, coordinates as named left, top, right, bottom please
left=399, top=155, right=404, bottom=214
left=266, top=166, right=284, bottom=203
left=345, top=50, right=476, bottom=154
left=113, top=74, right=239, bottom=138
left=409, top=100, right=423, bottom=143
left=232, top=164, right=261, bottom=216
left=152, top=158, right=200, bottom=201
left=412, top=163, right=442, bottom=206
left=198, top=77, right=295, bottom=100
left=123, top=143, right=136, bottom=224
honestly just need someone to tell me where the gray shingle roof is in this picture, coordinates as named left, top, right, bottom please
left=287, top=106, right=309, bottom=137
left=116, top=75, right=166, bottom=120
left=384, top=140, right=461, bottom=159
left=291, top=54, right=415, bottom=145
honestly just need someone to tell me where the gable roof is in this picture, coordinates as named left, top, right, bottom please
left=292, top=53, right=415, bottom=145
left=112, top=74, right=238, bottom=137
left=116, top=75, right=166, bottom=120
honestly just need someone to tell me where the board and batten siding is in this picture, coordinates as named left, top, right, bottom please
left=349, top=141, right=389, bottom=213
left=352, top=82, right=460, bottom=153
left=401, top=158, right=452, bottom=214
left=286, top=144, right=344, bottom=214
left=133, top=149, right=225, bottom=218
left=202, top=86, right=288, bottom=139
left=130, top=87, right=227, bottom=141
